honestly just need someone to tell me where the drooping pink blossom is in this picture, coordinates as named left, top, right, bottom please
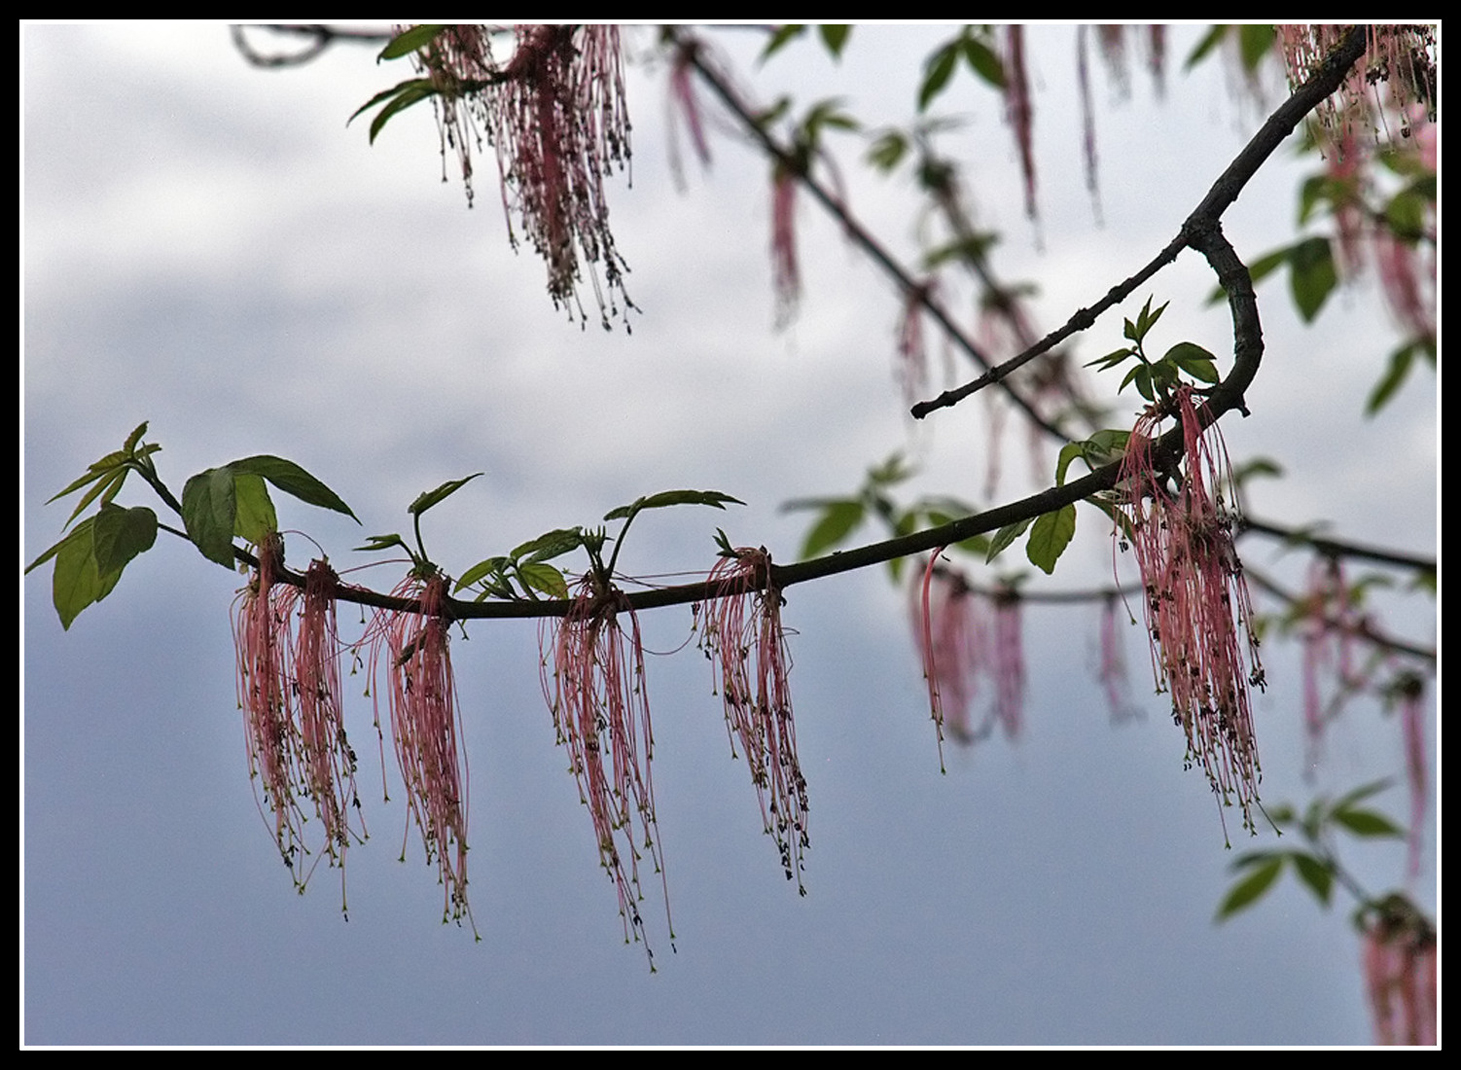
left=1359, top=894, right=1437, bottom=1045
left=540, top=576, right=673, bottom=968
left=989, top=588, right=1025, bottom=741
left=360, top=573, right=474, bottom=934
left=911, top=558, right=1026, bottom=762
left=1299, top=554, right=1363, bottom=767
left=1272, top=28, right=1436, bottom=346
left=666, top=38, right=712, bottom=188
left=700, top=547, right=810, bottom=893
left=1276, top=25, right=1436, bottom=143
left=288, top=560, right=366, bottom=908
left=771, top=163, right=800, bottom=327
left=1095, top=594, right=1141, bottom=724
left=233, top=533, right=309, bottom=879
left=1115, top=386, right=1265, bottom=839
left=234, top=542, right=365, bottom=912
left=410, top=24, right=635, bottom=329
left=895, top=280, right=933, bottom=408
left=1373, top=226, right=1434, bottom=343
left=914, top=552, right=978, bottom=767
left=1002, top=26, right=1037, bottom=220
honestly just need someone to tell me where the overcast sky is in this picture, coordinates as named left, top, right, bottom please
left=23, top=23, right=1436, bottom=1046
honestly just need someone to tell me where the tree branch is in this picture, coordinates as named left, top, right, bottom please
left=670, top=29, right=1071, bottom=441
left=910, top=25, right=1370, bottom=420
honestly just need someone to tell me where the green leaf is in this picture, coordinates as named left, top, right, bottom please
left=46, top=465, right=113, bottom=508
left=1366, top=342, right=1418, bottom=415
left=985, top=518, right=1031, bottom=564
left=516, top=561, right=569, bottom=600
left=1331, top=778, right=1395, bottom=812
left=1289, top=852, right=1334, bottom=906
left=408, top=473, right=484, bottom=518
left=1385, top=186, right=1428, bottom=240
left=355, top=533, right=410, bottom=555
left=1329, top=807, right=1404, bottom=838
left=348, top=79, right=438, bottom=144
left=378, top=24, right=445, bottom=61
left=804, top=99, right=859, bottom=136
left=1164, top=341, right=1220, bottom=384
left=230, top=455, right=360, bottom=522
left=231, top=473, right=277, bottom=546
left=818, top=25, right=851, bottom=59
left=1085, top=346, right=1135, bottom=371
left=52, top=519, right=104, bottom=630
left=1288, top=236, right=1337, bottom=322
left=918, top=42, right=960, bottom=112
left=1135, top=296, right=1167, bottom=337
left=1082, top=429, right=1129, bottom=466
left=1184, top=25, right=1229, bottom=70
left=867, top=130, right=908, bottom=172
left=759, top=25, right=806, bottom=63
left=961, top=35, right=1005, bottom=87
left=799, top=500, right=864, bottom=559
left=867, top=452, right=914, bottom=486
left=1054, top=442, right=1084, bottom=488
left=348, top=78, right=432, bottom=126
left=1215, top=854, right=1284, bottom=921
left=603, top=489, right=744, bottom=521
left=1265, top=803, right=1296, bottom=827
left=1026, top=504, right=1076, bottom=575
left=1120, top=363, right=1154, bottom=401
left=122, top=420, right=149, bottom=454
left=59, top=465, right=128, bottom=531
left=1237, top=24, right=1276, bottom=73
left=181, top=466, right=239, bottom=569
left=454, top=556, right=509, bottom=594
left=90, top=504, right=157, bottom=578
left=1231, top=457, right=1283, bottom=487
left=510, top=527, right=584, bottom=564
left=1207, top=246, right=1292, bottom=305
left=368, top=83, right=436, bottom=144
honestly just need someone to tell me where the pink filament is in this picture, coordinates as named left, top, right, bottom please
left=1116, top=387, right=1265, bottom=838
left=541, top=577, right=673, bottom=966
left=702, top=548, right=810, bottom=893
left=360, top=574, right=474, bottom=933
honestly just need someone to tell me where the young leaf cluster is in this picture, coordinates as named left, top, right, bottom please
left=1084, top=295, right=1220, bottom=403
left=346, top=25, right=450, bottom=144
left=455, top=489, right=745, bottom=602
left=785, top=453, right=989, bottom=582
left=1215, top=780, right=1404, bottom=922
left=918, top=26, right=1005, bottom=112
left=28, top=423, right=358, bottom=629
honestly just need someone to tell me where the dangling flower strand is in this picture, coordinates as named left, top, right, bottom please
left=234, top=533, right=310, bottom=881
left=408, top=24, right=635, bottom=329
left=541, top=575, right=673, bottom=969
left=1115, top=386, right=1266, bottom=839
left=360, top=572, right=476, bottom=935
left=700, top=546, right=810, bottom=894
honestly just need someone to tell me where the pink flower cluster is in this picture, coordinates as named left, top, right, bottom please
left=1116, top=387, right=1265, bottom=838
left=771, top=165, right=800, bottom=328
left=1279, top=27, right=1436, bottom=344
left=233, top=541, right=363, bottom=911
left=411, top=25, right=634, bottom=328
left=360, top=573, right=474, bottom=934
left=1276, top=25, right=1434, bottom=143
left=541, top=577, right=673, bottom=968
left=1360, top=895, right=1437, bottom=1045
left=913, top=554, right=1025, bottom=769
left=701, top=547, right=810, bottom=894
left=1300, top=554, right=1364, bottom=763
